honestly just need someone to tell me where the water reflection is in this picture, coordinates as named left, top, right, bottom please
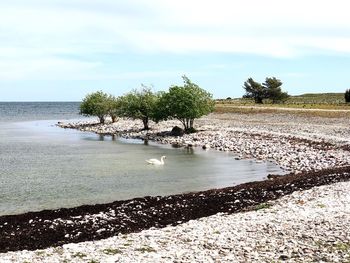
left=184, top=147, right=194, bottom=154
left=0, top=120, right=284, bottom=216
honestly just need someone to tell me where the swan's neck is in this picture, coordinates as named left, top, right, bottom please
left=160, top=157, right=165, bottom=164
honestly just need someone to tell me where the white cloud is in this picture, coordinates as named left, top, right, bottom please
left=0, top=56, right=101, bottom=80
left=0, top=0, right=349, bottom=80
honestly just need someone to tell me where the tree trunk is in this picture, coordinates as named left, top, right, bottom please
left=186, top=119, right=189, bottom=130
left=189, top=119, right=194, bottom=129
left=111, top=115, right=118, bottom=123
left=255, top=97, right=263, bottom=104
left=142, top=117, right=149, bottom=130
left=180, top=119, right=187, bottom=130
left=98, top=116, right=105, bottom=124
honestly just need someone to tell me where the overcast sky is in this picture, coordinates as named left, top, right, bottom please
left=0, top=0, right=349, bottom=101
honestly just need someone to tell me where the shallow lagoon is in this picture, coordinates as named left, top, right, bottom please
left=0, top=102, right=283, bottom=215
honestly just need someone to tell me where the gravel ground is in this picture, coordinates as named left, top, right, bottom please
left=1, top=180, right=349, bottom=263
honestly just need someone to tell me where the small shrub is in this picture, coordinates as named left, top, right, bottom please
left=72, top=252, right=87, bottom=258
left=345, top=89, right=350, bottom=103
left=103, top=248, right=122, bottom=255
left=254, top=203, right=272, bottom=210
left=334, top=242, right=350, bottom=252
left=135, top=246, right=157, bottom=253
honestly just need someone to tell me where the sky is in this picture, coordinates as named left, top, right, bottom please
left=0, top=0, right=350, bottom=101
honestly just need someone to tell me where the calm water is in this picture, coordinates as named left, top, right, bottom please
left=0, top=102, right=283, bottom=216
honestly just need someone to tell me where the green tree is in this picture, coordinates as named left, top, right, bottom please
left=80, top=91, right=109, bottom=123
left=119, top=86, right=159, bottom=130
left=243, top=78, right=266, bottom=104
left=157, top=76, right=215, bottom=132
left=106, top=95, right=121, bottom=123
left=345, top=89, right=350, bottom=103
left=263, top=77, right=290, bottom=103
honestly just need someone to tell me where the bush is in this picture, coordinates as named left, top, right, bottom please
left=345, top=89, right=350, bottom=103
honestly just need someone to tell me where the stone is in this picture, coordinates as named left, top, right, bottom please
left=170, top=126, right=184, bottom=137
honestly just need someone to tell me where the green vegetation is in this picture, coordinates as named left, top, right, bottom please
left=157, top=76, right=215, bottom=132
left=103, top=248, right=122, bottom=255
left=119, top=86, right=159, bottom=130
left=134, top=245, right=157, bottom=253
left=106, top=95, right=121, bottom=123
left=216, top=92, right=350, bottom=118
left=80, top=91, right=111, bottom=124
left=243, top=77, right=289, bottom=104
left=288, top=92, right=346, bottom=105
left=254, top=203, right=272, bottom=210
left=72, top=252, right=87, bottom=258
left=218, top=92, right=349, bottom=107
left=123, top=242, right=132, bottom=247
left=217, top=93, right=348, bottom=106
left=80, top=76, right=214, bottom=132
left=243, top=78, right=265, bottom=104
left=80, top=78, right=348, bottom=125
left=215, top=105, right=350, bottom=118
left=264, top=77, right=290, bottom=103
left=315, top=240, right=350, bottom=260
left=345, top=89, right=350, bottom=103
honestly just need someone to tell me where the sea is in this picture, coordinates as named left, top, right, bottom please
left=0, top=102, right=283, bottom=216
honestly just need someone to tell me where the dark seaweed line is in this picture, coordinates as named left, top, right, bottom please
left=1, top=166, right=350, bottom=253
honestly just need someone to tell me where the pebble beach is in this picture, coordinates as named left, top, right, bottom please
left=1, top=180, right=349, bottom=262
left=1, top=112, right=350, bottom=262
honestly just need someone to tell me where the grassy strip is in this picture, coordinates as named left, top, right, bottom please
left=215, top=105, right=350, bottom=118
left=219, top=93, right=348, bottom=107
left=216, top=102, right=350, bottom=110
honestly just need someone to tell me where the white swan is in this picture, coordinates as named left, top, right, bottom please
left=146, top=156, right=166, bottom=165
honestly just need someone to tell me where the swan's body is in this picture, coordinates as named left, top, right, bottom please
left=146, top=156, right=166, bottom=165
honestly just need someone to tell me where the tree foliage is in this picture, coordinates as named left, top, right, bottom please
left=243, top=78, right=265, bottom=104
left=345, top=89, right=350, bottom=103
left=106, top=95, right=121, bottom=123
left=243, top=77, right=289, bottom=104
left=119, top=86, right=159, bottom=130
left=80, top=91, right=110, bottom=123
left=79, top=76, right=214, bottom=133
left=263, top=77, right=290, bottom=103
left=157, top=76, right=215, bottom=132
